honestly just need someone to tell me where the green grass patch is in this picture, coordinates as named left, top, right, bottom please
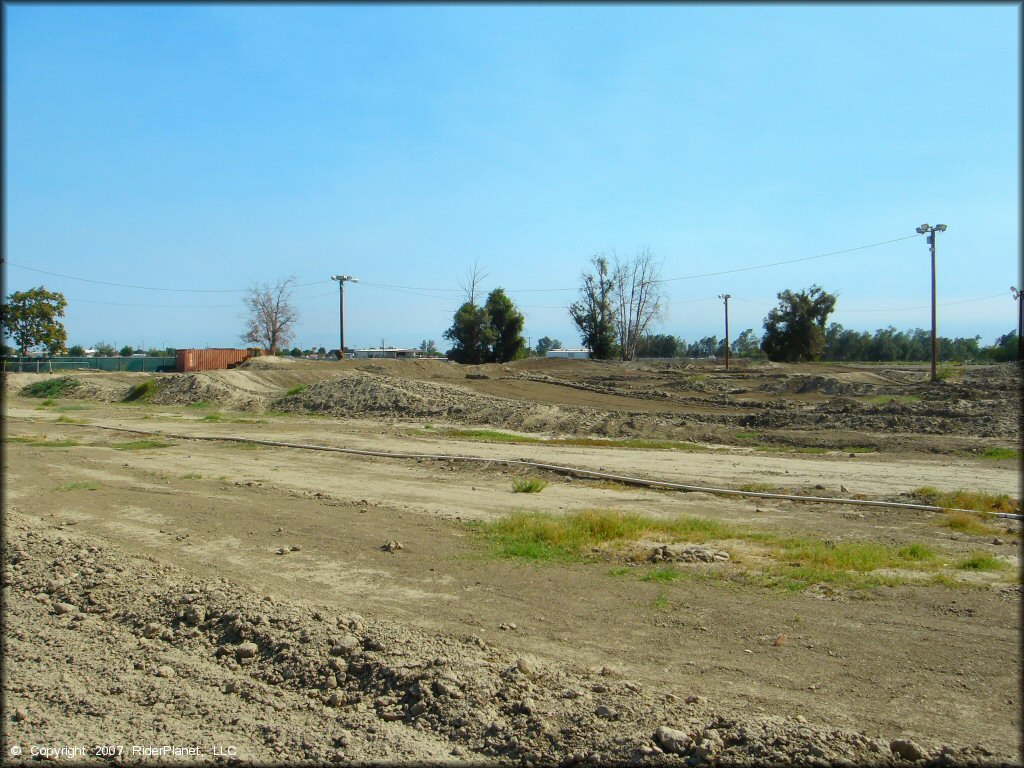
left=22, top=377, right=79, bottom=398
left=641, top=567, right=687, bottom=583
left=512, top=478, right=548, bottom=494
left=185, top=401, right=214, bottom=409
left=914, top=487, right=1020, bottom=515
left=735, top=431, right=761, bottom=440
left=56, top=404, right=90, bottom=412
left=607, top=566, right=632, bottom=577
left=738, top=482, right=779, bottom=492
left=955, top=552, right=1009, bottom=572
left=181, top=472, right=204, bottom=480
left=39, top=398, right=57, bottom=406
left=285, top=384, right=308, bottom=396
left=199, top=413, right=224, bottom=422
left=864, top=394, right=922, bottom=405
left=755, top=445, right=830, bottom=455
left=6, top=435, right=81, bottom=448
left=842, top=446, right=877, bottom=454
left=123, top=380, right=157, bottom=402
left=56, top=481, right=99, bottom=491
left=651, top=590, right=671, bottom=610
left=981, top=447, right=1021, bottom=461
left=55, top=415, right=86, bottom=424
left=939, top=511, right=1000, bottom=536
left=111, top=439, right=171, bottom=451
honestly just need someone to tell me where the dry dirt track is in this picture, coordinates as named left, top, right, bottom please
left=2, top=360, right=1022, bottom=766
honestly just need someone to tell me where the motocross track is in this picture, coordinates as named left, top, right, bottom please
left=2, top=358, right=1021, bottom=766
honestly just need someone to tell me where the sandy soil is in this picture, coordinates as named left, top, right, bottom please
left=2, top=360, right=1022, bottom=766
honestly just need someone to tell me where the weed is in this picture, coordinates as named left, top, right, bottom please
left=956, top=552, right=1009, bottom=572
left=56, top=481, right=99, bottom=491
left=39, top=398, right=57, bottom=406
left=22, top=377, right=79, bottom=398
left=842, top=446, right=877, bottom=454
left=124, top=380, right=157, bottom=402
left=981, top=447, right=1020, bottom=461
left=641, top=568, right=686, bottom=583
left=651, top=590, right=671, bottom=610
left=442, top=429, right=715, bottom=452
left=755, top=445, right=829, bottom=455
left=112, top=440, right=171, bottom=451
left=914, top=487, right=1020, bottom=515
left=512, top=478, right=548, bottom=494
left=56, top=404, right=89, bottom=412
left=55, top=415, right=86, bottom=424
left=182, top=472, right=204, bottom=480
left=199, top=413, right=224, bottom=422
left=738, top=482, right=779, bottom=492
left=735, top=432, right=761, bottom=440
left=939, top=511, right=1000, bottom=536
left=6, top=436, right=80, bottom=448
left=284, top=384, right=308, bottom=397
left=607, top=566, right=632, bottom=577
left=186, top=401, right=214, bottom=409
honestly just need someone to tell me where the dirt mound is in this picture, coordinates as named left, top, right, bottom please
left=4, top=511, right=999, bottom=765
left=238, top=355, right=299, bottom=370
left=148, top=373, right=263, bottom=410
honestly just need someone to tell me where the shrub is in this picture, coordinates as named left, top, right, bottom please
left=512, top=478, right=548, bottom=494
left=124, top=380, right=157, bottom=402
left=22, top=377, right=78, bottom=398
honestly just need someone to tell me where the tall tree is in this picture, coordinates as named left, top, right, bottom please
left=1, top=287, right=68, bottom=358
left=444, top=302, right=495, bottom=364
left=485, top=288, right=527, bottom=363
left=761, top=285, right=837, bottom=362
left=611, top=248, right=666, bottom=361
left=569, top=256, right=618, bottom=360
left=731, top=329, right=762, bottom=358
left=241, top=277, right=299, bottom=354
left=418, top=339, right=440, bottom=357
left=535, top=337, right=562, bottom=356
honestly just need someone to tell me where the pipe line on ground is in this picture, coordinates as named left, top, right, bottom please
left=57, top=422, right=1023, bottom=521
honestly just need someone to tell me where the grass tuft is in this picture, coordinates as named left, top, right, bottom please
left=956, top=552, right=1009, bottom=572
left=6, top=435, right=81, bottom=448
left=914, top=487, right=1020, bottom=515
left=56, top=481, right=99, bottom=491
left=512, top=478, right=548, bottom=494
left=981, top=447, right=1021, bottom=461
left=285, top=384, right=308, bottom=396
left=124, top=380, right=157, bottom=402
left=22, top=377, right=79, bottom=398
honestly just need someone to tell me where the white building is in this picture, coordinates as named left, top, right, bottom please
left=545, top=348, right=591, bottom=359
left=350, top=348, right=421, bottom=359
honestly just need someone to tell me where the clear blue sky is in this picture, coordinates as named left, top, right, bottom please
left=4, top=3, right=1020, bottom=351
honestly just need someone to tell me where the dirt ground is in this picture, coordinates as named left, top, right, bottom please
left=2, top=359, right=1022, bottom=766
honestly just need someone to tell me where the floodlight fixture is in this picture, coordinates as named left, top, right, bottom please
left=916, top=224, right=931, bottom=234
left=935, top=224, right=947, bottom=232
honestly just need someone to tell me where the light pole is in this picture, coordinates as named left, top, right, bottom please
left=1012, top=287, right=1023, bottom=362
left=718, top=294, right=731, bottom=369
left=915, top=224, right=947, bottom=382
left=331, top=275, right=358, bottom=360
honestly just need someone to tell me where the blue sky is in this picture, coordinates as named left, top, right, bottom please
left=4, top=3, right=1020, bottom=351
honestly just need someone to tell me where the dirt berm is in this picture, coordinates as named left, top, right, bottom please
left=3, top=509, right=1007, bottom=766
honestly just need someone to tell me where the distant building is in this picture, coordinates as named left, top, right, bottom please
left=545, top=348, right=591, bottom=359
left=350, top=348, right=422, bottom=359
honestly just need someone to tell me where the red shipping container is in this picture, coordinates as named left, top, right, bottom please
left=175, top=348, right=261, bottom=372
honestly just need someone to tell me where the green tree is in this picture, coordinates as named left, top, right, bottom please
left=418, top=339, right=440, bottom=357
left=569, top=256, right=618, bottom=360
left=983, top=331, right=1019, bottom=362
left=535, top=337, right=562, bottom=356
left=761, top=285, right=837, bottom=363
left=317, top=346, right=327, bottom=356
left=1, top=287, right=68, bottom=357
left=444, top=302, right=495, bottom=364
left=289, top=347, right=303, bottom=357
left=68, top=344, right=86, bottom=357
left=119, top=345, right=135, bottom=357
left=634, top=333, right=680, bottom=358
left=485, top=288, right=527, bottom=363
left=731, top=329, right=762, bottom=358
left=94, top=341, right=117, bottom=357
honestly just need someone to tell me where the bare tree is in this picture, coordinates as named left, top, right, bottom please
left=611, top=248, right=665, bottom=361
left=458, top=260, right=490, bottom=306
left=241, top=277, right=300, bottom=354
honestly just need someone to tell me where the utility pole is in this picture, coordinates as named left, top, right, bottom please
left=331, top=275, right=358, bottom=360
left=915, top=224, right=947, bottom=382
left=718, top=294, right=731, bottom=370
left=1012, top=287, right=1023, bottom=362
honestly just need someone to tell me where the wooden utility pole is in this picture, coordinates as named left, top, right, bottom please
left=915, top=224, right=947, bottom=382
left=331, top=275, right=358, bottom=360
left=1012, top=287, right=1023, bottom=362
left=718, top=294, right=731, bottom=370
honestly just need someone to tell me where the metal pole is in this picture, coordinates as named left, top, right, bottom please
left=718, top=294, right=731, bottom=370
left=1014, top=288, right=1023, bottom=362
left=339, top=279, right=345, bottom=360
left=930, top=232, right=937, bottom=382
